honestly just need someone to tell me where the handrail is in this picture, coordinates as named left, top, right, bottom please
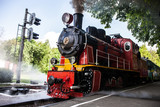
left=55, top=49, right=130, bottom=70
left=96, top=49, right=130, bottom=70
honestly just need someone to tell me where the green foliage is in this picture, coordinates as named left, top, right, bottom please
left=23, top=40, right=60, bottom=73
left=86, top=0, right=118, bottom=28
left=157, top=44, right=160, bottom=58
left=0, top=38, right=61, bottom=74
left=0, top=68, right=13, bottom=83
left=139, top=45, right=151, bottom=58
left=85, top=0, right=160, bottom=54
left=140, top=44, right=160, bottom=67
left=52, top=48, right=61, bottom=59
left=0, top=38, right=19, bottom=62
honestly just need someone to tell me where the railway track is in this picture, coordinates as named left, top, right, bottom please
left=0, top=82, right=156, bottom=107
left=0, top=83, right=66, bottom=107
left=3, top=98, right=65, bottom=107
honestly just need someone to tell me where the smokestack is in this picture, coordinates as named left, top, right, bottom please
left=71, top=0, right=85, bottom=29
left=73, top=13, right=83, bottom=29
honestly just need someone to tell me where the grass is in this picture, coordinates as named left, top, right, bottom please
left=12, top=73, right=45, bottom=84
left=12, top=73, right=33, bottom=84
left=12, top=79, right=30, bottom=83
left=0, top=84, right=11, bottom=87
left=0, top=71, right=46, bottom=87
left=0, top=79, right=30, bottom=87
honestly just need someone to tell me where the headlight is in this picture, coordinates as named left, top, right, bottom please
left=50, top=57, right=58, bottom=65
left=124, top=42, right=131, bottom=51
left=62, top=13, right=73, bottom=25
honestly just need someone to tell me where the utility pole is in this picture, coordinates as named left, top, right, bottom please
left=16, top=8, right=28, bottom=83
left=16, top=8, right=41, bottom=83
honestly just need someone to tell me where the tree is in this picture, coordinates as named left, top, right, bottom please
left=140, top=44, right=160, bottom=66
left=157, top=44, right=160, bottom=57
left=85, top=0, right=160, bottom=53
left=139, top=44, right=151, bottom=59
left=0, top=38, right=20, bottom=62
left=0, top=38, right=60, bottom=73
left=23, top=40, right=60, bottom=73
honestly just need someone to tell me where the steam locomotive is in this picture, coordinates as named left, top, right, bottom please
left=47, top=13, right=160, bottom=99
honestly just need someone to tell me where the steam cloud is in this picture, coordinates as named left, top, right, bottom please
left=71, top=0, right=85, bottom=13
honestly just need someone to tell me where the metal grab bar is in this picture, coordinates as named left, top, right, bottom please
left=54, top=49, right=130, bottom=70
left=96, top=49, right=130, bottom=70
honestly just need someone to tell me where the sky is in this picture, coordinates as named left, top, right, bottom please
left=0, top=0, right=142, bottom=48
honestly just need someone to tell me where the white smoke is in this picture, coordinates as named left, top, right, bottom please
left=118, top=91, right=152, bottom=99
left=95, top=90, right=153, bottom=100
left=20, top=63, right=47, bottom=84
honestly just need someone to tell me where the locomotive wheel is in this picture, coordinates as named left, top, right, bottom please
left=60, top=82, right=70, bottom=94
left=117, top=77, right=123, bottom=88
left=79, top=79, right=92, bottom=95
left=111, top=77, right=116, bottom=87
left=105, top=78, right=112, bottom=87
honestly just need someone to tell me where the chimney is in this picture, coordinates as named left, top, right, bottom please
left=73, top=13, right=83, bottom=29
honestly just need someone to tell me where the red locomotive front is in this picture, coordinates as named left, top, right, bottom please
left=47, top=70, right=82, bottom=99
